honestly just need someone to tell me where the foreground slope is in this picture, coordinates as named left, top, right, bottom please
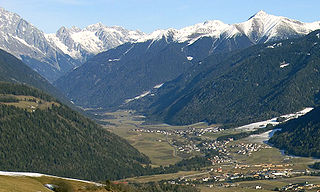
left=135, top=30, right=320, bottom=126
left=0, top=82, right=150, bottom=181
left=269, top=106, right=320, bottom=157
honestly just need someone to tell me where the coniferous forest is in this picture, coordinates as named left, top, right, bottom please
left=0, top=82, right=150, bottom=181
left=269, top=107, right=320, bottom=157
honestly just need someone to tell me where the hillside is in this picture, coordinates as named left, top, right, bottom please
left=0, top=82, right=150, bottom=181
left=0, top=172, right=199, bottom=192
left=269, top=107, right=320, bottom=158
left=133, top=30, right=320, bottom=126
left=55, top=39, right=195, bottom=109
left=0, top=48, right=71, bottom=104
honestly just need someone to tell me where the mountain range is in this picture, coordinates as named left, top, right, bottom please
left=0, top=7, right=144, bottom=82
left=55, top=11, right=320, bottom=112
left=1, top=7, right=320, bottom=127
left=46, top=23, right=145, bottom=62
left=129, top=30, right=320, bottom=126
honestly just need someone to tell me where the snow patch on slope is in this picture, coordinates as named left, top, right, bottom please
left=280, top=61, right=290, bottom=68
left=236, top=107, right=313, bottom=132
left=187, top=56, right=193, bottom=61
left=125, top=83, right=164, bottom=103
left=125, top=91, right=151, bottom=103
left=154, top=83, right=164, bottom=89
left=45, top=33, right=80, bottom=58
left=108, top=58, right=120, bottom=62
left=249, top=129, right=281, bottom=143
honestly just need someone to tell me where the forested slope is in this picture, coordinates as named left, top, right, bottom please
left=0, top=82, right=150, bottom=181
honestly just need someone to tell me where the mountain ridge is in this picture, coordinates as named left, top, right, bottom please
left=1, top=7, right=320, bottom=83
left=45, top=22, right=145, bottom=62
left=136, top=10, right=320, bottom=46
left=0, top=7, right=145, bottom=81
left=0, top=48, right=69, bottom=104
left=0, top=7, right=80, bottom=82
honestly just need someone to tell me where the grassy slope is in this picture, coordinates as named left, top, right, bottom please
left=0, top=175, right=107, bottom=192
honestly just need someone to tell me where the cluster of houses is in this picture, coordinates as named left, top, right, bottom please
left=131, top=126, right=224, bottom=155
left=230, top=142, right=272, bottom=156
left=131, top=126, right=273, bottom=161
left=280, top=182, right=320, bottom=191
left=177, top=144, right=200, bottom=153
left=199, top=140, right=271, bottom=160
left=163, top=167, right=318, bottom=191
left=131, top=126, right=224, bottom=137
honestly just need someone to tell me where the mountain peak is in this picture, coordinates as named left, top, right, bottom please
left=0, top=7, right=21, bottom=23
left=70, top=26, right=81, bottom=32
left=248, top=10, right=270, bottom=20
left=85, top=22, right=105, bottom=31
left=0, top=7, right=9, bottom=14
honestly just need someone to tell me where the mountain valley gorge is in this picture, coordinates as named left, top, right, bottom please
left=1, top=7, right=320, bottom=192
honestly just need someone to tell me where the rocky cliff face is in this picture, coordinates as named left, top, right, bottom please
left=0, top=7, right=80, bottom=82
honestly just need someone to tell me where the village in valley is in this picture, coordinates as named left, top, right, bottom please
left=129, top=126, right=320, bottom=189
left=100, top=110, right=320, bottom=191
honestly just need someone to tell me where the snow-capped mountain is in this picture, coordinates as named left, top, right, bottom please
left=232, top=10, right=320, bottom=43
left=47, top=10, right=320, bottom=62
left=0, top=7, right=145, bottom=81
left=45, top=23, right=145, bottom=61
left=138, top=11, right=320, bottom=46
left=137, top=20, right=230, bottom=44
left=0, top=7, right=80, bottom=82
left=1, top=6, right=320, bottom=85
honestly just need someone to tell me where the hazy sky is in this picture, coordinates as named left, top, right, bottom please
left=1, top=0, right=320, bottom=33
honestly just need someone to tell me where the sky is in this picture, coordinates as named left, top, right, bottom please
left=1, top=0, right=320, bottom=33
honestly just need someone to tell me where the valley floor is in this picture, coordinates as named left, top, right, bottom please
left=97, top=109, right=320, bottom=191
left=2, top=109, right=319, bottom=192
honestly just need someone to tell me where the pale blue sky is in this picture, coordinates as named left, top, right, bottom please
left=1, top=0, right=320, bottom=33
